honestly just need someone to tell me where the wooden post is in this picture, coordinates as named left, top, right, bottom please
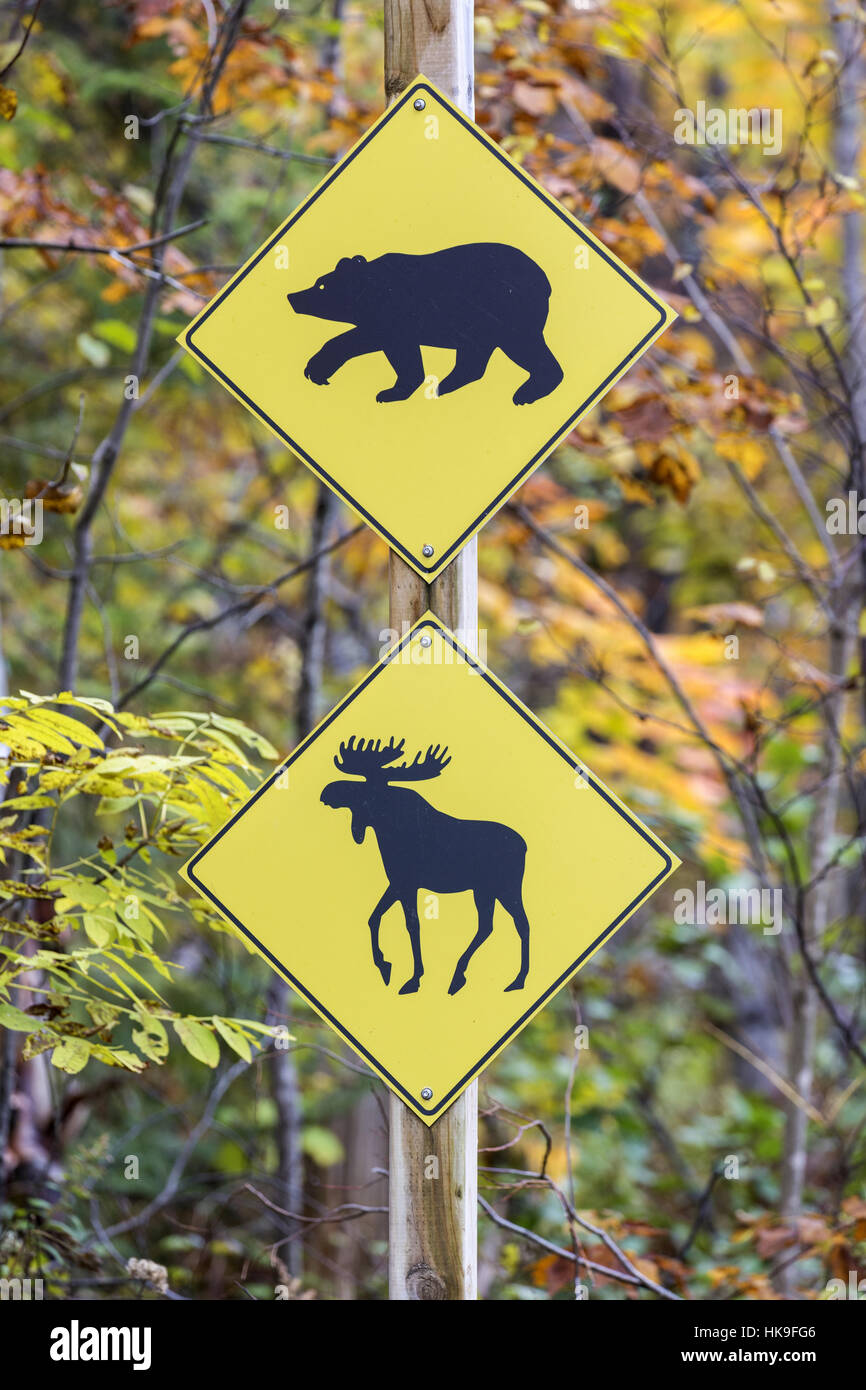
left=384, top=0, right=477, bottom=1301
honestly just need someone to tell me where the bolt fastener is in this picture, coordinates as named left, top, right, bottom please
left=420, top=1087, right=433, bottom=1100
left=422, top=543, right=434, bottom=557
left=414, top=98, right=426, bottom=111
left=420, top=634, right=432, bottom=648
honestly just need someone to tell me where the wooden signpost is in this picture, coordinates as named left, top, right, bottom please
left=385, top=0, right=478, bottom=1301
left=178, top=0, right=677, bottom=1300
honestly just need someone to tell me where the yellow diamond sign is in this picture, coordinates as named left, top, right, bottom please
left=182, top=617, right=679, bottom=1124
left=179, top=77, right=675, bottom=580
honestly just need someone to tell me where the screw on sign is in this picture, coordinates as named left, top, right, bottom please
left=182, top=617, right=679, bottom=1125
left=177, top=77, right=675, bottom=580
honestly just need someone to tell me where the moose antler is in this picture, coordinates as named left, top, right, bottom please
left=333, top=735, right=406, bottom=777
left=332, top=737, right=451, bottom=781
left=383, top=743, right=451, bottom=782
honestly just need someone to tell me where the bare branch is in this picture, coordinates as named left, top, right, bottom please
left=478, top=1194, right=681, bottom=1300
left=0, top=218, right=207, bottom=257
left=116, top=523, right=363, bottom=710
left=191, top=131, right=334, bottom=166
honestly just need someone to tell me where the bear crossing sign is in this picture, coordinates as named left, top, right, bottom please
left=179, top=76, right=675, bottom=581
left=182, top=617, right=679, bottom=1125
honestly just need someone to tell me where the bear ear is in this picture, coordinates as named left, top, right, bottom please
left=352, top=254, right=366, bottom=264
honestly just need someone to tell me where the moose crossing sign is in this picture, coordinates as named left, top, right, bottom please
left=178, top=77, right=675, bottom=581
left=182, top=616, right=679, bottom=1124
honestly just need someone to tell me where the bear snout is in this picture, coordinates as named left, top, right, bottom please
left=287, top=286, right=321, bottom=315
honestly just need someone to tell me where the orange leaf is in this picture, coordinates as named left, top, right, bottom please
left=591, top=138, right=642, bottom=195
left=25, top=479, right=83, bottom=513
left=512, top=81, right=556, bottom=118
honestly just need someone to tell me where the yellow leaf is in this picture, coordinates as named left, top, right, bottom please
left=647, top=449, right=700, bottom=502
left=617, top=475, right=656, bottom=508
left=716, top=432, right=767, bottom=478
left=805, top=296, right=837, bottom=327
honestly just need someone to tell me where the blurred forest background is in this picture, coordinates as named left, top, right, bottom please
left=1, top=0, right=865, bottom=1301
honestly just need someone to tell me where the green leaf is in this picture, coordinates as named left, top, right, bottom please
left=93, top=318, right=137, bottom=352
left=132, top=1013, right=169, bottom=1063
left=83, top=914, right=114, bottom=948
left=180, top=354, right=204, bottom=383
left=95, top=795, right=140, bottom=816
left=235, top=1020, right=286, bottom=1037
left=88, top=1044, right=146, bottom=1072
left=209, top=715, right=279, bottom=759
left=0, top=1001, right=38, bottom=1031
left=51, top=1037, right=91, bottom=1074
left=302, top=1125, right=344, bottom=1168
left=86, top=1000, right=119, bottom=1029
left=173, top=1018, right=219, bottom=1067
left=212, top=1016, right=252, bottom=1061
left=77, top=332, right=111, bottom=367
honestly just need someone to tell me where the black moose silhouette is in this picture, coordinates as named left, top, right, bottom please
left=320, top=736, right=530, bottom=996
left=288, top=243, right=563, bottom=405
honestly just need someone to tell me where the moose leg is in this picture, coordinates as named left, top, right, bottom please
left=504, top=895, right=530, bottom=992
left=368, top=884, right=396, bottom=986
left=448, top=891, right=495, bottom=996
left=398, top=894, right=424, bottom=995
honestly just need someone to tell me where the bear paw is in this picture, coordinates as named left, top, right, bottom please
left=304, top=357, right=331, bottom=386
left=513, top=379, right=543, bottom=405
left=376, top=386, right=411, bottom=403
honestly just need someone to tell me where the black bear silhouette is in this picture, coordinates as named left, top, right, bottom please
left=288, top=243, right=563, bottom=405
left=320, top=736, right=530, bottom=996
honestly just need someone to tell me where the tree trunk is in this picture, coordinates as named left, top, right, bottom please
left=778, top=4, right=865, bottom=1293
